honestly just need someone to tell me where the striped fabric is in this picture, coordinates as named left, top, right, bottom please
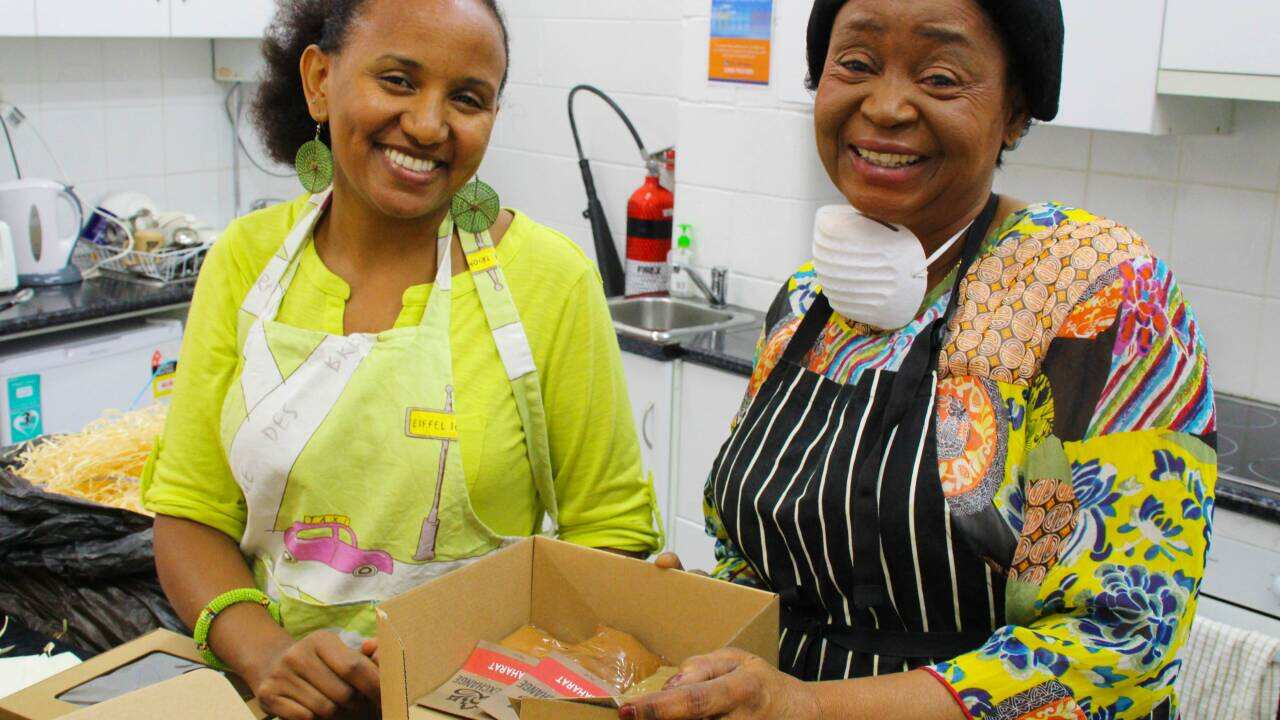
left=1178, top=616, right=1280, bottom=720
left=1087, top=257, right=1216, bottom=438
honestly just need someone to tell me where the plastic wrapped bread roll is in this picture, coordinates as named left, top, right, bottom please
left=499, top=625, right=666, bottom=694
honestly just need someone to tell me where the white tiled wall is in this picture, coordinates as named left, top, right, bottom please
left=0, top=38, right=270, bottom=227
left=477, top=0, right=684, bottom=279
left=1, top=10, right=1278, bottom=404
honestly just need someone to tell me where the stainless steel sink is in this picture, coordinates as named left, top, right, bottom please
left=609, top=296, right=758, bottom=344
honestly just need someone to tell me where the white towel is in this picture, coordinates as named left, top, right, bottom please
left=1178, top=616, right=1280, bottom=720
left=0, top=653, right=81, bottom=699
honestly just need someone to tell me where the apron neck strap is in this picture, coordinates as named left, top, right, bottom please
left=782, top=293, right=834, bottom=366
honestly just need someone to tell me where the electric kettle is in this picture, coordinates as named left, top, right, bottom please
left=0, top=179, right=84, bottom=286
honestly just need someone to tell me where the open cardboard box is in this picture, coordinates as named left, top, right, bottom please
left=0, top=630, right=264, bottom=720
left=376, top=537, right=779, bottom=720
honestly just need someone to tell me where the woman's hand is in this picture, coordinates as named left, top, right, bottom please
left=248, top=631, right=380, bottom=720
left=653, top=552, right=707, bottom=576
left=620, top=649, right=820, bottom=720
left=361, top=638, right=380, bottom=666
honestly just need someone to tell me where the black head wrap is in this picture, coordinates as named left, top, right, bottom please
left=805, top=0, right=1065, bottom=121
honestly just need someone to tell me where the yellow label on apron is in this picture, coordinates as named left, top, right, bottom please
left=467, top=247, right=498, bottom=274
left=405, top=409, right=459, bottom=440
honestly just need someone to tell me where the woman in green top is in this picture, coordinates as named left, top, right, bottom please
left=142, top=1, right=660, bottom=718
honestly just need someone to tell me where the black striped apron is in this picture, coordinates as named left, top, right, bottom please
left=709, top=197, right=1004, bottom=681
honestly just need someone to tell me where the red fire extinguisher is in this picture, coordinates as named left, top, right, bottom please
left=625, top=160, right=675, bottom=297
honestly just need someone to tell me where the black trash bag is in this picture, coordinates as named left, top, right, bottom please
left=0, top=468, right=155, bottom=579
left=0, top=611, right=87, bottom=659
left=0, top=569, right=186, bottom=656
left=0, top=453, right=185, bottom=655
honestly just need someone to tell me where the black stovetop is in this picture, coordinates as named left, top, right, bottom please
left=1219, top=396, right=1280, bottom=493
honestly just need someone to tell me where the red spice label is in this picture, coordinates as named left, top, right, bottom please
left=526, top=655, right=610, bottom=699
left=480, top=653, right=616, bottom=720
left=462, top=645, right=537, bottom=684
left=419, top=642, right=539, bottom=719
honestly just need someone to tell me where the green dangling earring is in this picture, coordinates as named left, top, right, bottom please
left=295, top=122, right=334, bottom=193
left=450, top=176, right=501, bottom=234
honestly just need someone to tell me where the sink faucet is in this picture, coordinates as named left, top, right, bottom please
left=672, top=264, right=728, bottom=308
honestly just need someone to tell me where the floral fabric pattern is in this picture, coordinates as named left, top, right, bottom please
left=703, top=203, right=1216, bottom=718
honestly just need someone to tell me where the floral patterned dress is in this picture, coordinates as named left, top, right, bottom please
left=704, top=202, right=1217, bottom=718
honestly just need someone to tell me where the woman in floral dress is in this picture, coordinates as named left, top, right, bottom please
left=629, top=0, right=1215, bottom=718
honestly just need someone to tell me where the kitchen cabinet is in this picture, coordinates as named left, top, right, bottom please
left=621, top=353, right=676, bottom=550
left=30, top=0, right=272, bottom=38
left=171, top=0, right=273, bottom=39
left=1053, top=0, right=1227, bottom=134
left=672, top=363, right=748, bottom=569
left=1158, top=0, right=1280, bottom=103
left=36, top=0, right=171, bottom=37
left=0, top=1, right=36, bottom=36
left=1161, top=0, right=1280, bottom=76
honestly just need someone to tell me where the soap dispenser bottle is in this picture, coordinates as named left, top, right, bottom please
left=668, top=223, right=695, bottom=298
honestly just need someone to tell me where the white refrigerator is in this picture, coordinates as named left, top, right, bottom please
left=1, top=319, right=182, bottom=445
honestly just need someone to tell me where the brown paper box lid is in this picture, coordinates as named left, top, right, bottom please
left=0, top=630, right=265, bottom=720
left=59, top=670, right=254, bottom=720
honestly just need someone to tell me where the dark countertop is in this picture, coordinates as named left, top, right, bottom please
left=0, top=277, right=194, bottom=341
left=618, top=323, right=1280, bottom=525
left=617, top=324, right=759, bottom=377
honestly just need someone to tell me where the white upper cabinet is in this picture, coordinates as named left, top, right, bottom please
left=1161, top=0, right=1280, bottom=76
left=36, top=0, right=171, bottom=37
left=29, top=0, right=273, bottom=38
left=0, top=1, right=36, bottom=36
left=171, top=0, right=273, bottom=39
left=1053, top=0, right=1227, bottom=134
left=1157, top=0, right=1280, bottom=103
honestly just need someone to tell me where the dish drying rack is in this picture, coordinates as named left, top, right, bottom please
left=74, top=239, right=210, bottom=284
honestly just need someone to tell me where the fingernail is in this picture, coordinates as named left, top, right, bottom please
left=619, top=705, right=636, bottom=720
left=662, top=673, right=684, bottom=690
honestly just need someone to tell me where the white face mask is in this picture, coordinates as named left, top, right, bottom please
left=811, top=205, right=969, bottom=331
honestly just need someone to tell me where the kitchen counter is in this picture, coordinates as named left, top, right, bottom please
left=618, top=321, right=1280, bottom=525
left=618, top=325, right=759, bottom=376
left=0, top=277, right=193, bottom=342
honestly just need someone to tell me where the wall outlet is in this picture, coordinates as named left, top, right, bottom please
left=1, top=104, right=26, bottom=130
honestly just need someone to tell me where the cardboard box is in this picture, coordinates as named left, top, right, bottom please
left=60, top=670, right=253, bottom=720
left=376, top=537, right=779, bottom=720
left=0, top=630, right=264, bottom=720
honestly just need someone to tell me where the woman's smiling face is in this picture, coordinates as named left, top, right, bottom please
left=303, top=0, right=507, bottom=221
left=813, top=0, right=1025, bottom=233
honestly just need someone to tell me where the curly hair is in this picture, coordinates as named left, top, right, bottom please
left=252, top=0, right=511, bottom=166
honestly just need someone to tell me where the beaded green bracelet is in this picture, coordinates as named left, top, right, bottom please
left=193, top=588, right=282, bottom=671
